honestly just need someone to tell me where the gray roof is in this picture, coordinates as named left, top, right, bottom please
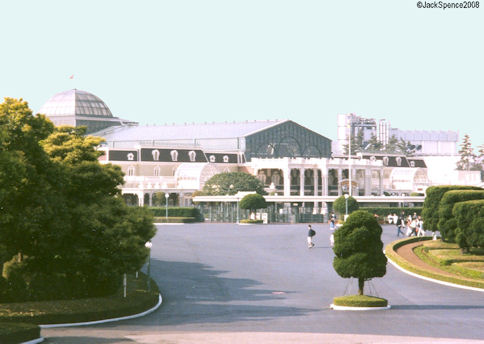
left=38, top=89, right=113, bottom=118
left=93, top=119, right=288, bottom=141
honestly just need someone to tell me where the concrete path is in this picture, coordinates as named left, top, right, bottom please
left=42, top=224, right=484, bottom=343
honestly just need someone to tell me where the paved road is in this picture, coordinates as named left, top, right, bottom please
left=43, top=223, right=484, bottom=343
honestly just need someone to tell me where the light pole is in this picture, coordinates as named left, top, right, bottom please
left=344, top=193, right=349, bottom=220
left=145, top=241, right=152, bottom=291
left=348, top=124, right=352, bottom=197
left=165, top=193, right=169, bottom=222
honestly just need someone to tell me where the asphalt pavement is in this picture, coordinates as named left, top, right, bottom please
left=42, top=223, right=484, bottom=343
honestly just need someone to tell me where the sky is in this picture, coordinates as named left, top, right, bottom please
left=1, top=0, right=483, bottom=148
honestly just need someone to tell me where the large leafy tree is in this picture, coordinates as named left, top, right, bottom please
left=333, top=210, right=387, bottom=295
left=0, top=98, right=155, bottom=300
left=333, top=195, right=359, bottom=216
left=202, top=172, right=266, bottom=196
left=239, top=194, right=267, bottom=213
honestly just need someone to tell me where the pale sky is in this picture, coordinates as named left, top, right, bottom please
left=1, top=0, right=483, bottom=148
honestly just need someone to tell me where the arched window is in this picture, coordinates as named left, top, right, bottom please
left=154, top=166, right=160, bottom=176
left=152, top=149, right=160, bottom=161
left=127, top=166, right=135, bottom=176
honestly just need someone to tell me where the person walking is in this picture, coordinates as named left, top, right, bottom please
left=307, top=224, right=316, bottom=248
left=396, top=214, right=405, bottom=237
left=417, top=216, right=425, bottom=237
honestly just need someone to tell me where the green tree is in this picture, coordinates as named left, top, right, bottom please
left=343, top=130, right=364, bottom=155
left=239, top=194, right=267, bottom=214
left=453, top=200, right=484, bottom=252
left=333, top=195, right=359, bottom=216
left=456, top=134, right=475, bottom=171
left=202, top=172, right=266, bottom=195
left=333, top=210, right=387, bottom=295
left=384, top=135, right=399, bottom=154
left=367, top=134, right=382, bottom=152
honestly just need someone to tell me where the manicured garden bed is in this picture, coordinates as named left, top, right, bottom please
left=332, top=295, right=388, bottom=307
left=385, top=237, right=484, bottom=289
left=240, top=219, right=263, bottom=224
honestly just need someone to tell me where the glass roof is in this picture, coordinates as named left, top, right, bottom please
left=38, top=89, right=113, bottom=118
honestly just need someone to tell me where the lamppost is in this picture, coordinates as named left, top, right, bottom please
left=165, top=193, right=169, bottom=222
left=145, top=241, right=152, bottom=291
left=344, top=193, right=349, bottom=220
left=347, top=124, right=352, bottom=197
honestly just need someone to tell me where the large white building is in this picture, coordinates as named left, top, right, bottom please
left=38, top=90, right=480, bottom=211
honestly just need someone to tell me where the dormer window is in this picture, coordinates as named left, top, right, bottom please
left=188, top=150, right=196, bottom=162
left=410, top=161, right=415, bottom=167
left=396, top=157, right=402, bottom=166
left=209, top=155, right=216, bottom=163
left=170, top=150, right=178, bottom=162
left=127, top=152, right=134, bottom=161
left=152, top=149, right=160, bottom=161
left=223, top=155, right=229, bottom=163
left=383, top=156, right=389, bottom=166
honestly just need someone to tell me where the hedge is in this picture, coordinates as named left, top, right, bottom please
left=240, top=219, right=263, bottom=224
left=453, top=199, right=484, bottom=251
left=148, top=207, right=203, bottom=221
left=0, top=322, right=40, bottom=343
left=422, top=185, right=482, bottom=232
left=153, top=216, right=196, bottom=223
left=332, top=295, right=388, bottom=307
left=359, top=207, right=422, bottom=218
left=438, top=190, right=484, bottom=242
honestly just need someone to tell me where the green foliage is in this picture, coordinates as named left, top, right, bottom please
left=0, top=322, right=40, bottom=343
left=453, top=200, right=484, bottom=251
left=333, top=195, right=359, bottom=215
left=240, top=219, right=264, bottom=224
left=456, top=134, right=475, bottom=171
left=239, top=194, right=267, bottom=211
left=333, top=210, right=387, bottom=295
left=202, top=172, right=266, bottom=195
left=438, top=190, right=484, bottom=242
left=0, top=98, right=156, bottom=301
left=148, top=207, right=203, bottom=221
left=422, top=185, right=482, bottom=232
left=0, top=273, right=158, bottom=325
left=153, top=217, right=197, bottom=223
left=332, top=295, right=388, bottom=307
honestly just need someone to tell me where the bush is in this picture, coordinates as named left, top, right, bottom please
left=148, top=207, right=203, bottom=221
left=332, top=295, right=388, bottom=307
left=333, top=195, right=359, bottom=216
left=422, top=185, right=482, bottom=232
left=240, top=219, right=263, bottom=224
left=453, top=200, right=484, bottom=251
left=153, top=217, right=196, bottom=223
left=333, top=210, right=387, bottom=295
left=438, top=190, right=484, bottom=242
left=410, top=192, right=425, bottom=196
left=0, top=322, right=40, bottom=344
left=239, top=194, right=267, bottom=211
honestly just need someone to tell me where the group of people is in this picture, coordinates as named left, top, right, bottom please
left=390, top=212, right=425, bottom=237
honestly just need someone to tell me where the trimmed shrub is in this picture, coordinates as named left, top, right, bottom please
left=239, top=194, right=267, bottom=211
left=438, top=190, right=484, bottom=242
left=153, top=217, right=196, bottom=223
left=0, top=322, right=40, bottom=344
left=333, top=210, right=387, bottom=295
left=333, top=295, right=388, bottom=307
left=240, top=219, right=263, bottom=224
left=333, top=195, right=359, bottom=216
left=148, top=207, right=204, bottom=221
left=422, top=185, right=482, bottom=232
left=453, top=200, right=484, bottom=251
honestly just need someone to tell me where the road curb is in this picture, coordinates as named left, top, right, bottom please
left=387, top=257, right=484, bottom=293
left=39, top=293, right=162, bottom=328
left=22, top=338, right=44, bottom=344
left=330, top=304, right=391, bottom=311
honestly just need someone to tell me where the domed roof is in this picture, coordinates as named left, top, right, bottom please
left=38, top=89, right=113, bottom=118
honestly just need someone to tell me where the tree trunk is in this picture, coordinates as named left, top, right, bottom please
left=358, top=278, right=364, bottom=295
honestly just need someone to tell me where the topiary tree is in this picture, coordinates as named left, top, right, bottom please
left=453, top=200, right=484, bottom=252
left=333, top=210, right=387, bottom=295
left=438, top=190, right=484, bottom=242
left=239, top=193, right=267, bottom=214
left=422, top=185, right=482, bottom=232
left=202, top=172, right=266, bottom=196
left=333, top=195, right=359, bottom=217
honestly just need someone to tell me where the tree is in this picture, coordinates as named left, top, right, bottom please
left=453, top=200, right=484, bottom=252
left=202, top=172, right=266, bottom=196
left=385, top=135, right=399, bottom=154
left=239, top=194, right=267, bottom=214
left=343, top=130, right=364, bottom=155
left=457, top=134, right=475, bottom=171
left=367, top=134, right=382, bottom=152
left=333, top=195, right=359, bottom=216
left=333, top=210, right=387, bottom=295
